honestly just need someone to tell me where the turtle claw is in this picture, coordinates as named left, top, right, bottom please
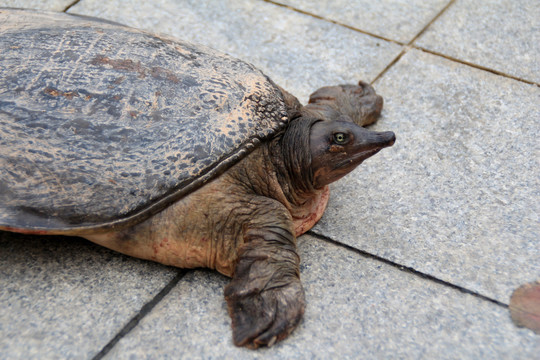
left=252, top=315, right=294, bottom=348
left=225, top=277, right=305, bottom=348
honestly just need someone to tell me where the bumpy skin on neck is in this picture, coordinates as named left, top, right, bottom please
left=270, top=117, right=318, bottom=202
left=226, top=129, right=331, bottom=238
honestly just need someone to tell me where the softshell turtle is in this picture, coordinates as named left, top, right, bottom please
left=0, top=9, right=395, bottom=348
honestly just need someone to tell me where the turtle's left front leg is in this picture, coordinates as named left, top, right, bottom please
left=224, top=199, right=305, bottom=348
left=303, top=81, right=383, bottom=126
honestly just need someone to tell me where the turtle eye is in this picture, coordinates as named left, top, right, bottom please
left=333, top=132, right=348, bottom=145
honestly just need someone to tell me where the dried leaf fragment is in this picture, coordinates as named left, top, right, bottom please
left=509, top=280, right=540, bottom=334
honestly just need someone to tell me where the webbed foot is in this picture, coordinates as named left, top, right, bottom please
left=225, top=276, right=304, bottom=348
left=224, top=236, right=305, bottom=348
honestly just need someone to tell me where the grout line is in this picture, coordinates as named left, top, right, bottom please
left=307, top=230, right=508, bottom=308
left=369, top=47, right=408, bottom=85
left=63, top=0, right=81, bottom=12
left=413, top=46, right=540, bottom=87
left=262, top=0, right=405, bottom=46
left=407, top=0, right=456, bottom=46
left=370, top=0, right=456, bottom=85
left=92, top=270, right=188, bottom=360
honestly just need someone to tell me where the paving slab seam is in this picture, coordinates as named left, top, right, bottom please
left=370, top=48, right=408, bottom=85
left=62, top=0, right=80, bottom=12
left=262, top=0, right=405, bottom=46
left=307, top=230, right=509, bottom=308
left=91, top=270, right=188, bottom=360
left=407, top=0, right=456, bottom=46
left=374, top=45, right=539, bottom=87
left=412, top=46, right=539, bottom=87
left=371, top=0, right=456, bottom=84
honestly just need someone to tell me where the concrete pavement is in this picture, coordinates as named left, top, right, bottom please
left=1, top=1, right=538, bottom=358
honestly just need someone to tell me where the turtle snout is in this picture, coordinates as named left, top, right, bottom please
left=378, top=131, right=396, bottom=148
left=359, top=129, right=396, bottom=150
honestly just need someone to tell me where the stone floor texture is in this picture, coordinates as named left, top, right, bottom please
left=1, top=0, right=539, bottom=359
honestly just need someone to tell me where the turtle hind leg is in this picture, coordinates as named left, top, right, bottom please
left=224, top=225, right=305, bottom=348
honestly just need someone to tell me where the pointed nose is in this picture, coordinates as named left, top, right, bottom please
left=358, top=128, right=396, bottom=150
left=377, top=131, right=396, bottom=147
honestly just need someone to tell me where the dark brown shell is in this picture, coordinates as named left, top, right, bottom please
left=0, top=9, right=289, bottom=233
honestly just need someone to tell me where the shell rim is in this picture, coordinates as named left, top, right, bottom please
left=0, top=126, right=287, bottom=235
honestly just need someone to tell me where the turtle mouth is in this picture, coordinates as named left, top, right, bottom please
left=335, top=130, right=395, bottom=170
left=334, top=147, right=383, bottom=169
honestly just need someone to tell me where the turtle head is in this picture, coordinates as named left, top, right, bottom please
left=309, top=119, right=395, bottom=188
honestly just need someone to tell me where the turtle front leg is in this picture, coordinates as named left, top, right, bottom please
left=224, top=203, right=305, bottom=348
left=303, top=81, right=383, bottom=126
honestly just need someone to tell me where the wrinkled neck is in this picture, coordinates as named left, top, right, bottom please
left=269, top=117, right=319, bottom=206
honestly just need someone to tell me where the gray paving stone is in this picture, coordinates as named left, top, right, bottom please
left=0, top=0, right=73, bottom=11
left=102, top=235, right=538, bottom=359
left=68, top=0, right=402, bottom=102
left=278, top=0, right=449, bottom=43
left=1, top=2, right=537, bottom=358
left=0, top=232, right=178, bottom=359
left=314, top=49, right=540, bottom=304
left=416, top=0, right=540, bottom=83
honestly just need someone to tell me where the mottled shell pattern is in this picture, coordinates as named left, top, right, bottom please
left=0, top=9, right=289, bottom=233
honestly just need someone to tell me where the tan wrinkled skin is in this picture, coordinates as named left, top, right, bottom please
left=86, top=145, right=329, bottom=277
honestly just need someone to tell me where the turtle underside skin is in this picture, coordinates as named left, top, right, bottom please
left=0, top=8, right=396, bottom=349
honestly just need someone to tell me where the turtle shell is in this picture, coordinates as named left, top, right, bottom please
left=0, top=9, right=289, bottom=233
